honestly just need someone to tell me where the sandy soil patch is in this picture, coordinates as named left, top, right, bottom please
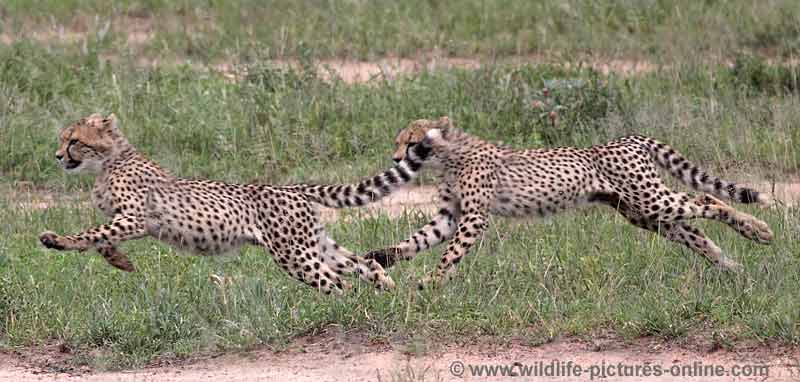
left=263, top=55, right=665, bottom=84
left=746, top=182, right=800, bottom=208
left=2, top=328, right=798, bottom=382
left=0, top=14, right=663, bottom=81
left=317, top=185, right=439, bottom=224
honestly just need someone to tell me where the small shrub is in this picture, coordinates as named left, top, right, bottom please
left=727, top=54, right=800, bottom=95
left=524, top=71, right=622, bottom=145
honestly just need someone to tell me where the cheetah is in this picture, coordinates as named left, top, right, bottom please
left=364, top=116, right=774, bottom=287
left=38, top=113, right=436, bottom=294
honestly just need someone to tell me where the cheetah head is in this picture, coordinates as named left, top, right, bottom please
left=55, top=113, right=127, bottom=173
left=392, top=116, right=452, bottom=163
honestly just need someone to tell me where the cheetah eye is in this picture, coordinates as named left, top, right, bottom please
left=68, top=139, right=79, bottom=145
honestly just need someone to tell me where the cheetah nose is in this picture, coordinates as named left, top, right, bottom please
left=55, top=153, right=64, bottom=161
left=393, top=157, right=402, bottom=164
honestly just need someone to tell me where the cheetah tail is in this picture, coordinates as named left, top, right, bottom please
left=626, top=135, right=771, bottom=205
left=288, top=128, right=439, bottom=209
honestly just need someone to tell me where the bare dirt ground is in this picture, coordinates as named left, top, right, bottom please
left=2, top=328, right=799, bottom=382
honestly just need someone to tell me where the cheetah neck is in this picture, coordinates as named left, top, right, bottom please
left=99, top=139, right=141, bottom=173
left=443, top=128, right=486, bottom=146
left=437, top=128, right=500, bottom=159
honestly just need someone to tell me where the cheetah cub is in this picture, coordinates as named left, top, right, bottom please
left=39, top=113, right=437, bottom=294
left=365, top=117, right=774, bottom=287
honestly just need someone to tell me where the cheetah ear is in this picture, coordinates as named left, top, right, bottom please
left=99, top=113, right=122, bottom=138
left=425, top=128, right=442, bottom=141
left=436, top=116, right=453, bottom=133
left=105, top=113, right=119, bottom=131
left=423, top=128, right=448, bottom=148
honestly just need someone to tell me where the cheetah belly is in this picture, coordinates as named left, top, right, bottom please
left=490, top=155, right=597, bottom=218
left=144, top=181, right=256, bottom=256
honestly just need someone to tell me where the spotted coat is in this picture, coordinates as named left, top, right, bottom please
left=365, top=117, right=774, bottom=287
left=39, top=113, right=435, bottom=294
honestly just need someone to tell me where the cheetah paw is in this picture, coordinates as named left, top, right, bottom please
left=377, top=275, right=396, bottom=291
left=749, top=219, right=774, bottom=244
left=734, top=214, right=774, bottom=244
left=104, top=254, right=136, bottom=272
left=39, top=231, right=66, bottom=250
left=716, top=257, right=743, bottom=273
left=416, top=274, right=445, bottom=291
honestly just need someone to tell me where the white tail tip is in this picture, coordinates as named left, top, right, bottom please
left=757, top=193, right=776, bottom=207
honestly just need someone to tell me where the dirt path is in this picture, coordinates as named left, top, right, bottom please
left=2, top=330, right=799, bottom=382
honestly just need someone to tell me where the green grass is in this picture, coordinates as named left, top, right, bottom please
left=1, top=192, right=797, bottom=369
left=1, top=43, right=798, bottom=189
left=1, top=0, right=800, bottom=372
left=2, top=0, right=800, bottom=60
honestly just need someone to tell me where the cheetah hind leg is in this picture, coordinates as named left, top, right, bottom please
left=255, top=239, right=347, bottom=295
left=321, top=235, right=395, bottom=291
left=693, top=194, right=773, bottom=244
left=293, top=252, right=348, bottom=295
left=661, top=222, right=743, bottom=272
left=621, top=211, right=743, bottom=272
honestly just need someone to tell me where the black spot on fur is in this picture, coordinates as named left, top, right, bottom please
left=373, top=175, right=385, bottom=189
left=397, top=166, right=412, bottom=182
left=407, top=158, right=422, bottom=172
left=364, top=248, right=397, bottom=268
left=385, top=171, right=398, bottom=184
left=739, top=189, right=761, bottom=204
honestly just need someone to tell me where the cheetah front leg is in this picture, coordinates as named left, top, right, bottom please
left=364, top=183, right=460, bottom=268
left=419, top=174, right=494, bottom=288
left=364, top=206, right=458, bottom=268
left=418, top=211, right=488, bottom=289
left=39, top=215, right=146, bottom=272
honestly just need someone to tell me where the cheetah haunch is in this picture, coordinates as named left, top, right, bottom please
left=365, top=117, right=774, bottom=287
left=39, top=113, right=436, bottom=294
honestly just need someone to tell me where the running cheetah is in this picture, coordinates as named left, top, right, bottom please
left=365, top=117, right=774, bottom=287
left=39, top=113, right=435, bottom=294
